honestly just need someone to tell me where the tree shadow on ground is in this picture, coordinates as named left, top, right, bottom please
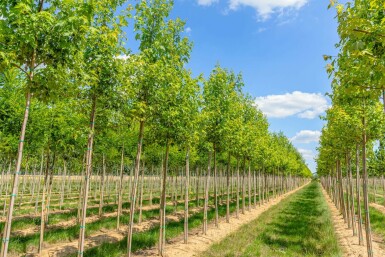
left=259, top=183, right=335, bottom=256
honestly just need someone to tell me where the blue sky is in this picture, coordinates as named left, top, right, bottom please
left=125, top=0, right=340, bottom=173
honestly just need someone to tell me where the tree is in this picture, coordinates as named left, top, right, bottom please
left=0, top=2, right=90, bottom=255
left=125, top=0, right=192, bottom=255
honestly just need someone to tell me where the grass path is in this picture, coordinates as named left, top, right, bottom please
left=202, top=182, right=341, bottom=257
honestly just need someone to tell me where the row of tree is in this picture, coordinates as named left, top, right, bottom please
left=317, top=1, right=385, bottom=257
left=0, top=0, right=311, bottom=256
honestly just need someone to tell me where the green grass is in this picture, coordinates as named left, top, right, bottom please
left=77, top=194, right=242, bottom=257
left=5, top=186, right=278, bottom=255
left=6, top=199, right=188, bottom=253
left=202, top=182, right=341, bottom=257
left=0, top=197, right=164, bottom=232
left=368, top=206, right=385, bottom=240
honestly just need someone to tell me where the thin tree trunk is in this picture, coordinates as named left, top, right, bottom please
left=77, top=154, right=86, bottom=223
left=203, top=152, right=212, bottom=234
left=382, top=175, right=385, bottom=207
left=59, top=161, right=67, bottom=210
left=258, top=170, right=261, bottom=206
left=196, top=167, right=200, bottom=207
left=38, top=151, right=50, bottom=254
left=236, top=158, right=240, bottom=218
left=1, top=91, right=32, bottom=257
left=138, top=160, right=145, bottom=224
left=337, top=160, right=346, bottom=222
left=117, top=145, right=125, bottom=229
left=45, top=155, right=55, bottom=224
left=78, top=95, right=97, bottom=257
left=213, top=144, right=218, bottom=227
left=184, top=146, right=190, bottom=243
left=347, top=152, right=357, bottom=236
left=149, top=165, right=154, bottom=206
left=159, top=140, right=170, bottom=256
left=248, top=161, right=251, bottom=211
left=241, top=158, right=246, bottom=214
left=127, top=120, right=145, bottom=257
left=355, top=145, right=364, bottom=245
left=226, top=152, right=231, bottom=223
left=99, top=154, right=106, bottom=217
left=35, top=152, right=44, bottom=215
left=253, top=170, right=256, bottom=208
left=362, top=118, right=373, bottom=257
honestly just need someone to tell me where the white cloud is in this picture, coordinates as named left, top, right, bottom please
left=197, top=0, right=218, bottom=6
left=298, top=148, right=314, bottom=161
left=228, top=0, right=308, bottom=20
left=116, top=54, right=130, bottom=61
left=185, top=27, right=192, bottom=34
left=291, top=130, right=321, bottom=144
left=254, top=91, right=328, bottom=119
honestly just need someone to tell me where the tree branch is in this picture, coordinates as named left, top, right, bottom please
left=353, top=28, right=385, bottom=38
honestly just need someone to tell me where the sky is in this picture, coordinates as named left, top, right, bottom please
left=125, top=0, right=341, bottom=173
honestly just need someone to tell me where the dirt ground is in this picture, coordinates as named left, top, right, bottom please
left=322, top=187, right=385, bottom=257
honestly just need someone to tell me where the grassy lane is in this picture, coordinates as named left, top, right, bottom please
left=202, top=182, right=341, bottom=257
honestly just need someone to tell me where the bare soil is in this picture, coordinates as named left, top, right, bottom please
left=322, top=187, right=385, bottom=257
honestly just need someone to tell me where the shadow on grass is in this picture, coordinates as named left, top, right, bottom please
left=257, top=183, right=339, bottom=256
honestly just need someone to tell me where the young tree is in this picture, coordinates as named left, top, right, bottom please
left=76, top=1, right=128, bottom=254
left=125, top=0, right=192, bottom=255
left=0, top=2, right=90, bottom=255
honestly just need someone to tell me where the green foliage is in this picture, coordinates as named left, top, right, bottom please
left=317, top=0, right=385, bottom=176
left=0, top=0, right=311, bottom=175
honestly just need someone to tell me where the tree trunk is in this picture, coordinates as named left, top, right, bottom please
left=382, top=175, right=385, bottom=207
left=77, top=95, right=97, bottom=257
left=184, top=146, right=190, bottom=243
left=38, top=151, right=50, bottom=254
left=347, top=152, right=357, bottom=236
left=241, top=158, right=246, bottom=214
left=138, top=160, right=145, bottom=224
left=253, top=170, right=256, bottom=208
left=213, top=143, right=218, bottom=227
left=337, top=160, right=346, bottom=222
left=203, top=151, right=212, bottom=234
left=258, top=170, right=261, bottom=206
left=127, top=120, right=145, bottom=257
left=226, top=152, right=231, bottom=223
left=117, top=145, right=125, bottom=229
left=362, top=118, right=373, bottom=257
left=248, top=162, right=251, bottom=211
left=35, top=152, right=44, bottom=215
left=59, top=161, right=67, bottom=210
left=1, top=91, right=32, bottom=257
left=99, top=154, right=106, bottom=217
left=159, top=140, right=170, bottom=256
left=196, top=167, right=200, bottom=207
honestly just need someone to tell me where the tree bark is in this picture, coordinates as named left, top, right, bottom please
left=117, top=145, right=125, bottom=229
left=184, top=146, right=190, bottom=243
left=99, top=154, right=106, bottom=217
left=213, top=143, right=218, bottom=227
left=226, top=152, right=231, bottom=223
left=159, top=140, right=170, bottom=256
left=127, top=120, right=145, bottom=257
left=1, top=91, right=32, bottom=257
left=77, top=95, right=97, bottom=257
left=362, top=117, right=373, bottom=257
left=203, top=151, right=212, bottom=234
